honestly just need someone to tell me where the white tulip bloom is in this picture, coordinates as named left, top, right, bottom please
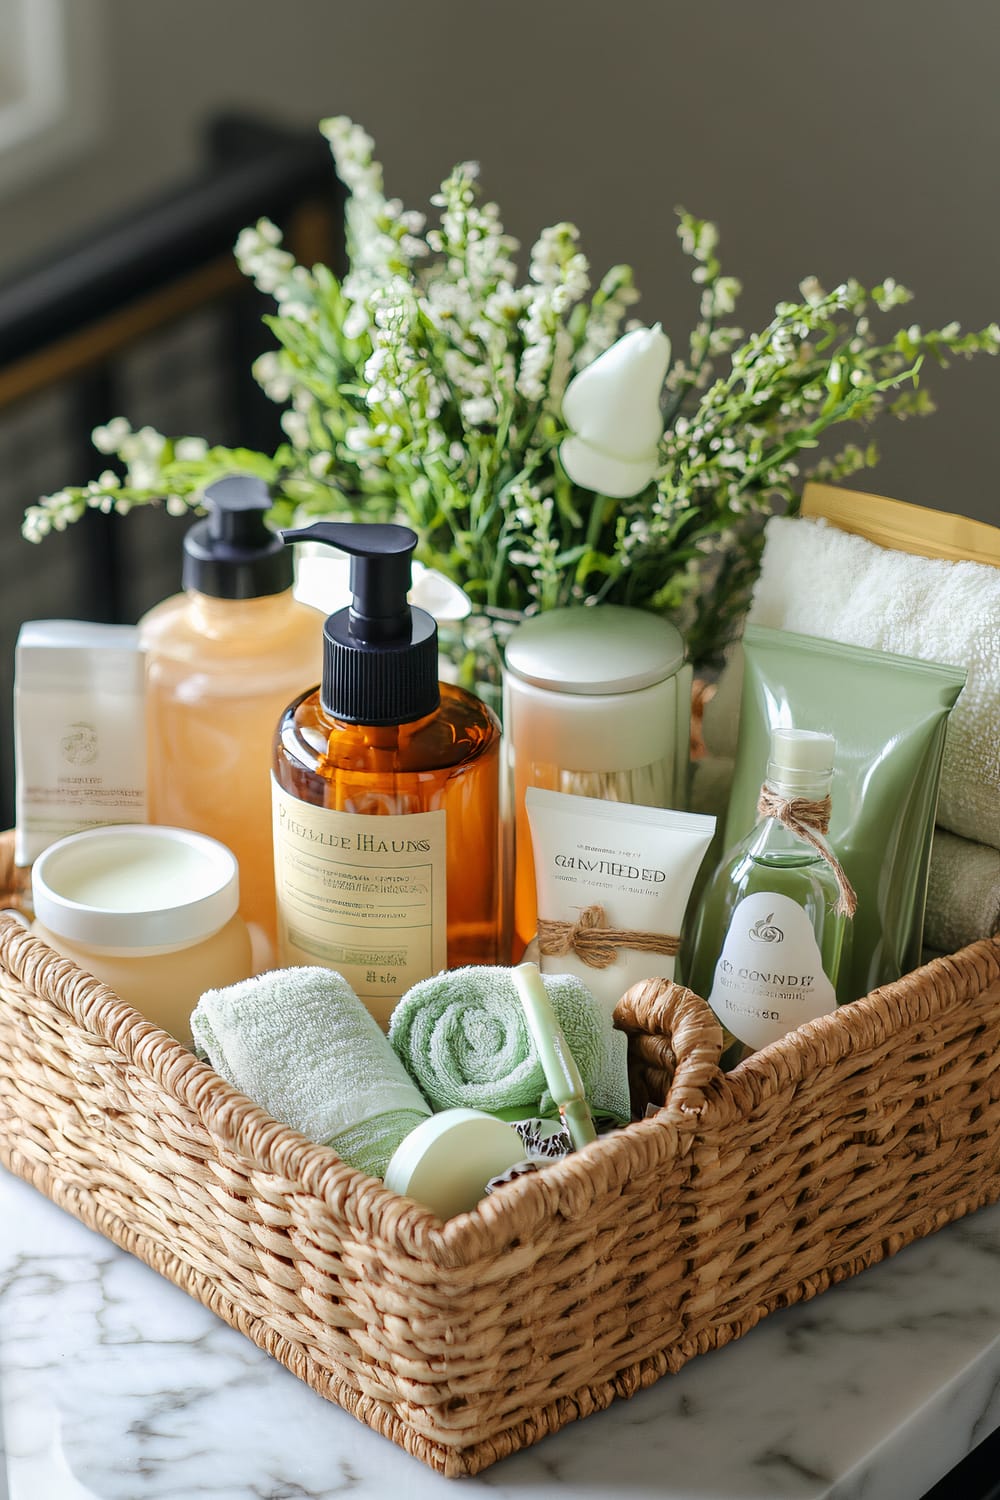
left=559, top=324, right=672, bottom=497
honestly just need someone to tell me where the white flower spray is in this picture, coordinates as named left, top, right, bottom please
left=22, top=124, right=1000, bottom=670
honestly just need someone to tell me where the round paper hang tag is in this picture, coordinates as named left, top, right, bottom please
left=707, top=890, right=836, bottom=1051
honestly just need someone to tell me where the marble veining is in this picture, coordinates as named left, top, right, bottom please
left=2, top=1166, right=1000, bottom=1499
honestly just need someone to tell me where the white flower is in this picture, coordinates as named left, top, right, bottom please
left=281, top=410, right=310, bottom=447
left=410, top=564, right=471, bottom=621
left=461, top=395, right=496, bottom=426
left=253, top=352, right=293, bottom=403
left=559, top=324, right=672, bottom=497
left=344, top=423, right=377, bottom=453
left=92, top=416, right=131, bottom=454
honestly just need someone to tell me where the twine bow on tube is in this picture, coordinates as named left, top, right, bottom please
left=536, top=903, right=680, bottom=970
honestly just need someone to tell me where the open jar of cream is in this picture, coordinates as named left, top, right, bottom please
left=30, top=825, right=253, bottom=1041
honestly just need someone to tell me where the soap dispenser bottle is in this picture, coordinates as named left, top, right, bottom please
left=139, top=476, right=323, bottom=961
left=272, top=521, right=502, bottom=1026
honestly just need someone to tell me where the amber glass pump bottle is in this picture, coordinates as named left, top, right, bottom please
left=272, top=521, right=501, bottom=1026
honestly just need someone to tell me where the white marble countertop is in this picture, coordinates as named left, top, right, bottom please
left=2, top=1165, right=1000, bottom=1500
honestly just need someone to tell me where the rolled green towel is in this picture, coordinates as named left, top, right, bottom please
left=192, top=966, right=431, bottom=1179
left=388, top=965, right=631, bottom=1126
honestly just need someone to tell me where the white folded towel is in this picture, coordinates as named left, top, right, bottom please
left=745, top=516, right=1000, bottom=849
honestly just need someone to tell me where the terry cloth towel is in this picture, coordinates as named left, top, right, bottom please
left=925, top=828, right=1000, bottom=953
left=745, top=515, right=1000, bottom=849
left=191, top=966, right=430, bottom=1179
left=388, top=965, right=631, bottom=1126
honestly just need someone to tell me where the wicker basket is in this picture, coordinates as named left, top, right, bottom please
left=2, top=828, right=999, bottom=1477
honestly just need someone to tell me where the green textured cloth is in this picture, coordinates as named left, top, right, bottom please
left=388, top=965, right=631, bottom=1125
left=191, top=966, right=430, bottom=1179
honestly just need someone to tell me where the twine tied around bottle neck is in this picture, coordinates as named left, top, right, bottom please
left=536, top=903, right=680, bottom=970
left=756, top=784, right=857, bottom=919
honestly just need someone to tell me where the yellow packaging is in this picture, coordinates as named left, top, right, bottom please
left=800, top=482, right=1000, bottom=568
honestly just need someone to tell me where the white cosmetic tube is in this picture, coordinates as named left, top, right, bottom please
left=525, top=787, right=715, bottom=1010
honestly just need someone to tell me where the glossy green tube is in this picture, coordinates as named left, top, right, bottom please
left=722, top=625, right=966, bottom=1000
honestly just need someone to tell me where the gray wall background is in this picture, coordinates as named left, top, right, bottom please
left=3, top=0, right=999, bottom=525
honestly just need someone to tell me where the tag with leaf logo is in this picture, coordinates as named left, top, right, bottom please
left=709, top=891, right=835, bottom=1050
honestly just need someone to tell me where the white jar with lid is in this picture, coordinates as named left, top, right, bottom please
left=502, top=604, right=691, bottom=957
left=30, top=824, right=253, bottom=1041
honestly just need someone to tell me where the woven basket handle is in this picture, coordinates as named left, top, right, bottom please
left=614, top=977, right=724, bottom=1120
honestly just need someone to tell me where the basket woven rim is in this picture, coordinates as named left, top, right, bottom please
left=4, top=819, right=999, bottom=1270
left=0, top=905, right=710, bottom=1266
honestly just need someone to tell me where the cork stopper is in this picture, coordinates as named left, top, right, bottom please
left=767, top=728, right=834, bottom=795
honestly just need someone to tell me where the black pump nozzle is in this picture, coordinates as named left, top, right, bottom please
left=280, top=520, right=439, bottom=726
left=281, top=521, right=417, bottom=646
left=183, top=475, right=291, bottom=599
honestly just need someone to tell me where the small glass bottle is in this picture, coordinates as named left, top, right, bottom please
left=272, top=522, right=501, bottom=1028
left=682, top=728, right=852, bottom=1069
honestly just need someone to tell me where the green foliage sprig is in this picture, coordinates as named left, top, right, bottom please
left=23, top=119, right=999, bottom=666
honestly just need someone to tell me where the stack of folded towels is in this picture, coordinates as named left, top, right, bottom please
left=695, top=515, right=1000, bottom=954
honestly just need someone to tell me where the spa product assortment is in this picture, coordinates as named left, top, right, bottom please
left=8, top=496, right=1000, bottom=1222
left=271, top=520, right=501, bottom=1026
left=139, top=475, right=322, bottom=958
left=748, top=503, right=1000, bottom=954
left=683, top=728, right=854, bottom=1069
left=192, top=960, right=587, bottom=1217
left=502, top=603, right=692, bottom=957
left=13, top=619, right=147, bottom=865
left=724, top=625, right=965, bottom=998
left=30, top=824, right=253, bottom=1040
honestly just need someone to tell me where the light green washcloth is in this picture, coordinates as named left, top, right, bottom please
left=388, top=965, right=631, bottom=1126
left=191, top=966, right=431, bottom=1179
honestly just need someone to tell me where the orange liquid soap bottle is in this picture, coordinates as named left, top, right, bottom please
left=139, top=476, right=322, bottom=963
left=272, top=521, right=501, bottom=1027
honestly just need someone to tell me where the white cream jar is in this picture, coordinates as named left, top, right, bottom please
left=30, top=825, right=253, bottom=1041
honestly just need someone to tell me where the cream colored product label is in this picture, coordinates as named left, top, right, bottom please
left=708, top=891, right=835, bottom=1050
left=271, top=780, right=447, bottom=1017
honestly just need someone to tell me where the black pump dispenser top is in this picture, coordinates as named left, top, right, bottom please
left=183, top=475, right=292, bottom=599
left=280, top=521, right=439, bottom=726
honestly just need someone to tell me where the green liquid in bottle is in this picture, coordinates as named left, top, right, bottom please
left=682, top=819, right=852, bottom=1070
